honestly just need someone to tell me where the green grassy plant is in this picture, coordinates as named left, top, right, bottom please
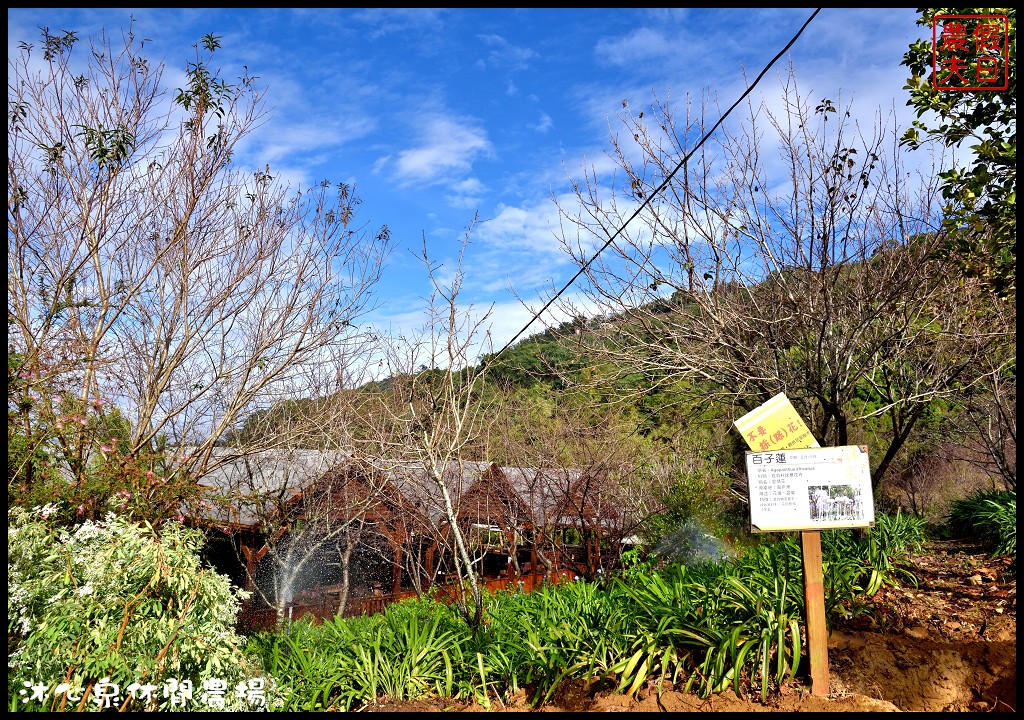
left=248, top=601, right=466, bottom=711
left=946, top=489, right=1016, bottom=560
left=242, top=513, right=926, bottom=710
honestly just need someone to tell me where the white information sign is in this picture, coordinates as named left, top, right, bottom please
left=745, top=445, right=875, bottom=533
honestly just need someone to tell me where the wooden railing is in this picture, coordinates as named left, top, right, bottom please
left=236, top=569, right=580, bottom=633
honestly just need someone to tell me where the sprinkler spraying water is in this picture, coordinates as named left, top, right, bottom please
left=653, top=520, right=735, bottom=566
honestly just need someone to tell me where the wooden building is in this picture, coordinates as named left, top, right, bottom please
left=189, top=451, right=641, bottom=631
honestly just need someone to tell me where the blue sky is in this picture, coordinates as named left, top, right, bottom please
left=8, top=8, right=933, bottom=358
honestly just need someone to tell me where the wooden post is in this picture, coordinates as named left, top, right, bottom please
left=240, top=544, right=255, bottom=591
left=734, top=394, right=843, bottom=699
left=800, top=530, right=829, bottom=696
left=240, top=540, right=268, bottom=591
left=530, top=529, right=538, bottom=577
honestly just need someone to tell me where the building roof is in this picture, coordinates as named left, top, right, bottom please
left=189, top=451, right=633, bottom=536
left=190, top=448, right=349, bottom=529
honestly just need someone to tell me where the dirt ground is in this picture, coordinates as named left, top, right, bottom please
left=361, top=539, right=1016, bottom=712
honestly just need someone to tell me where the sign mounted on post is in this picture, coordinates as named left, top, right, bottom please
left=733, top=392, right=819, bottom=452
left=734, top=392, right=861, bottom=697
left=746, top=445, right=875, bottom=533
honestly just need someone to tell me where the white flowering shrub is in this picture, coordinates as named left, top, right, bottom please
left=8, top=505, right=276, bottom=711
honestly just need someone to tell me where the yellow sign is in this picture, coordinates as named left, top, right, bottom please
left=733, top=392, right=819, bottom=452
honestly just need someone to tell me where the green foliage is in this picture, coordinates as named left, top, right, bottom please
left=479, top=318, right=594, bottom=390
left=39, top=27, right=79, bottom=61
left=174, top=33, right=234, bottom=123
left=821, top=511, right=926, bottom=621
left=8, top=401, right=197, bottom=528
left=8, top=351, right=196, bottom=527
left=240, top=514, right=922, bottom=709
left=945, top=488, right=1016, bottom=559
left=73, top=123, right=136, bottom=171
left=8, top=506, right=266, bottom=711
left=642, top=455, right=744, bottom=552
left=513, top=580, right=632, bottom=703
left=247, top=598, right=467, bottom=711
left=902, top=8, right=1016, bottom=298
left=220, top=395, right=339, bottom=449
left=8, top=353, right=61, bottom=497
left=616, top=545, right=804, bottom=702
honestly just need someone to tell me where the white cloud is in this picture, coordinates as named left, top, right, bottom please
left=476, top=199, right=563, bottom=258
left=642, top=8, right=691, bottom=25
left=364, top=292, right=604, bottom=372
left=595, top=27, right=677, bottom=66
left=389, top=115, right=493, bottom=186
left=530, top=112, right=553, bottom=133
left=350, top=8, right=448, bottom=40
left=444, top=177, right=487, bottom=209
left=255, top=118, right=376, bottom=165
left=476, top=33, right=537, bottom=71
left=484, top=293, right=606, bottom=356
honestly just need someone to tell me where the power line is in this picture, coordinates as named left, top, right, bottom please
left=482, top=8, right=821, bottom=370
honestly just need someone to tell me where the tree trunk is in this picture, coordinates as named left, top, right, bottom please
left=337, top=539, right=355, bottom=616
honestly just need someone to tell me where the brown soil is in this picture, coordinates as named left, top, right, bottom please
left=361, top=539, right=1016, bottom=712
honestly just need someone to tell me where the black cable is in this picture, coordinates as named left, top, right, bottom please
left=482, top=8, right=822, bottom=370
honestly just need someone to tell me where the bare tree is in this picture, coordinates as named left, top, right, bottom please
left=968, top=364, right=1016, bottom=491
left=8, top=27, right=393, bottom=499
left=489, top=388, right=655, bottom=580
left=552, top=71, right=1013, bottom=490
left=361, top=226, right=496, bottom=627
left=943, top=342, right=1016, bottom=491
left=887, top=448, right=955, bottom=518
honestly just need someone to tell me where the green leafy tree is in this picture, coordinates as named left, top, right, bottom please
left=902, top=8, right=1016, bottom=298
